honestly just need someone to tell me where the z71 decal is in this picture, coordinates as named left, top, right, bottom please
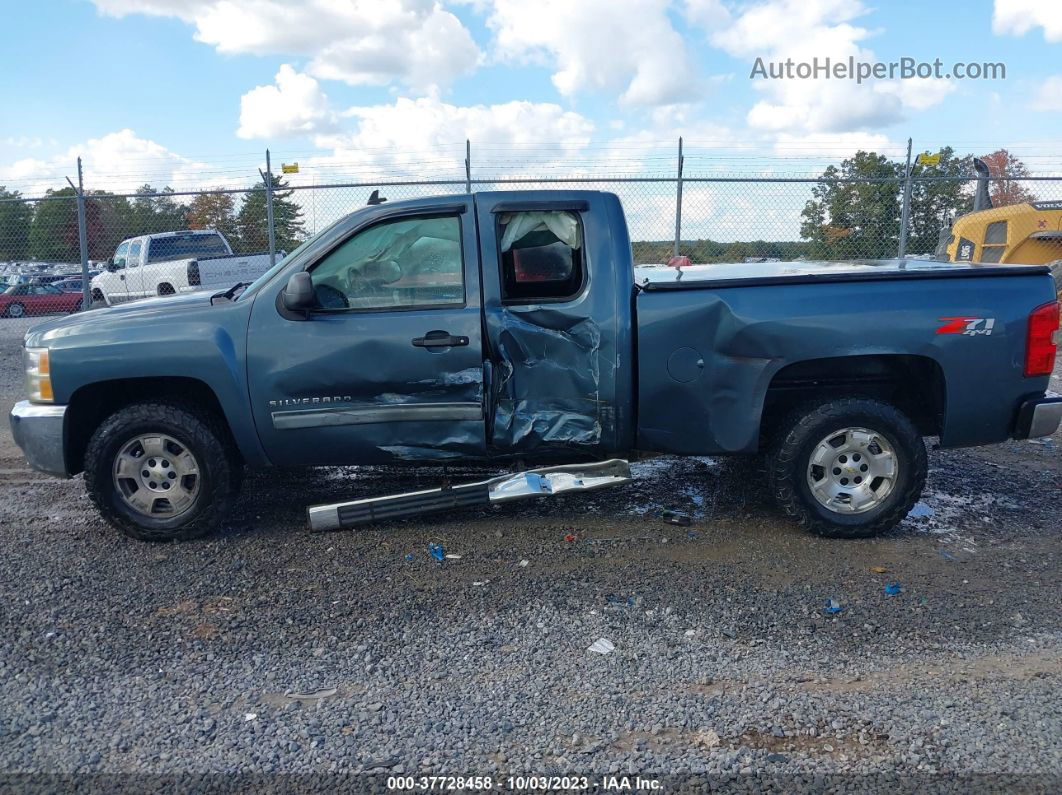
left=936, top=317, right=996, bottom=336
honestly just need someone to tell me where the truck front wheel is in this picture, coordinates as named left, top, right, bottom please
left=766, top=398, right=927, bottom=538
left=84, top=402, right=240, bottom=541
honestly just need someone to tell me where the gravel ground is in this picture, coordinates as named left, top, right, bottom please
left=0, top=318, right=1059, bottom=791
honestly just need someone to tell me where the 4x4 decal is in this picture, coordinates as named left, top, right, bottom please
left=936, top=317, right=996, bottom=336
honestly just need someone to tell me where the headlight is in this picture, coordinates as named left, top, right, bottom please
left=24, top=347, right=53, bottom=403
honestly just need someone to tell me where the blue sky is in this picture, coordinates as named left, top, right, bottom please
left=1, top=0, right=1060, bottom=200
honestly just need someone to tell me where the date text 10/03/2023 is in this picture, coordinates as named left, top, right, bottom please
left=386, top=776, right=663, bottom=791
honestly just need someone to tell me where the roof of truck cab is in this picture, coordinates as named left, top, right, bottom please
left=636, top=258, right=1050, bottom=290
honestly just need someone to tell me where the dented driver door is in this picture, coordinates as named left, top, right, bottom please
left=245, top=199, right=488, bottom=466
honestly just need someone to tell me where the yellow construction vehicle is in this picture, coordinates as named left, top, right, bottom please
left=936, top=158, right=1062, bottom=266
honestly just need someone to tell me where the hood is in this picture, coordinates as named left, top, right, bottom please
left=23, top=291, right=217, bottom=347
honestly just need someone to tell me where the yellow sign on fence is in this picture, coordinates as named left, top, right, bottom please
left=916, top=152, right=941, bottom=167
left=281, top=163, right=299, bottom=174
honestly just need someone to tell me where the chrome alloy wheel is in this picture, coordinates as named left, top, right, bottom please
left=112, top=433, right=201, bottom=518
left=806, top=426, right=897, bottom=514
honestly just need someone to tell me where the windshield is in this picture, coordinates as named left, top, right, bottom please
left=148, top=233, right=229, bottom=263
left=239, top=215, right=348, bottom=299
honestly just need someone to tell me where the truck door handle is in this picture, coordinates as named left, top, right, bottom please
left=412, top=331, right=469, bottom=348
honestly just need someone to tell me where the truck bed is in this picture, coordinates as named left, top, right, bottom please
left=635, top=258, right=1050, bottom=291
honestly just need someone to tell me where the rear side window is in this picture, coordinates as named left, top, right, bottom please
left=980, top=246, right=1004, bottom=263
left=984, top=221, right=1007, bottom=245
left=498, top=211, right=584, bottom=302
left=148, top=233, right=229, bottom=263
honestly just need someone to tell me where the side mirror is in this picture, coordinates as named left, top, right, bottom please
left=282, top=271, right=315, bottom=314
left=105, top=258, right=118, bottom=272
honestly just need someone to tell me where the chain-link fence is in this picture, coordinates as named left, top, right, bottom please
left=3, top=142, right=1062, bottom=330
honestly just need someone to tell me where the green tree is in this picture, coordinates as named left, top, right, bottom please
left=186, top=190, right=238, bottom=240
left=127, top=184, right=188, bottom=236
left=237, top=175, right=305, bottom=254
left=28, top=187, right=81, bottom=262
left=906, top=147, right=974, bottom=255
left=801, top=151, right=903, bottom=259
left=0, top=187, right=33, bottom=260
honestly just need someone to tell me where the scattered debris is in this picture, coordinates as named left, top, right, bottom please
left=564, top=534, right=576, bottom=543
left=721, top=627, right=737, bottom=639
left=660, top=510, right=691, bottom=526
left=884, top=583, right=902, bottom=596
left=824, top=599, right=844, bottom=614
left=428, top=543, right=445, bottom=562
left=282, top=687, right=338, bottom=701
left=404, top=554, right=414, bottom=562
left=909, top=502, right=935, bottom=518
left=518, top=559, right=529, bottom=567
left=869, top=566, right=888, bottom=574
left=587, top=638, right=615, bottom=655
left=472, top=580, right=489, bottom=586
left=243, top=713, right=257, bottom=722
left=445, top=554, right=462, bottom=560
left=684, top=629, right=697, bottom=637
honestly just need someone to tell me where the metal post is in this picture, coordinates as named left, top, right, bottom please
left=260, top=149, right=277, bottom=267
left=897, top=137, right=913, bottom=259
left=673, top=137, right=684, bottom=258
left=71, top=158, right=90, bottom=311
left=465, top=139, right=471, bottom=194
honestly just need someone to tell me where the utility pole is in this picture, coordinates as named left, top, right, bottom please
left=898, top=137, right=913, bottom=259
left=260, top=149, right=277, bottom=267
left=66, top=158, right=90, bottom=311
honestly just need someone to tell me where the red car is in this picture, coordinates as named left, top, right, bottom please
left=1, top=283, right=83, bottom=318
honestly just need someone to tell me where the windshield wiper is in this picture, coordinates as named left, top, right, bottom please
left=210, top=281, right=250, bottom=305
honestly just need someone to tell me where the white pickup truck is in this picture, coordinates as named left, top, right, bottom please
left=90, top=230, right=274, bottom=306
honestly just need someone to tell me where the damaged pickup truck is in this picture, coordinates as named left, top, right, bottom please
left=10, top=190, right=1062, bottom=541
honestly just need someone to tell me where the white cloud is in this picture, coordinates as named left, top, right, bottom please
left=306, top=94, right=594, bottom=178
left=710, top=0, right=952, bottom=135
left=238, top=65, right=337, bottom=139
left=1031, top=75, right=1062, bottom=111
left=485, top=0, right=702, bottom=107
left=993, top=0, right=1062, bottom=42
left=91, top=0, right=480, bottom=90
left=1, top=129, right=213, bottom=197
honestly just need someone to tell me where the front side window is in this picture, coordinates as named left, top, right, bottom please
left=309, top=215, right=464, bottom=310
left=112, top=241, right=130, bottom=269
left=497, top=211, right=584, bottom=302
left=127, top=240, right=142, bottom=268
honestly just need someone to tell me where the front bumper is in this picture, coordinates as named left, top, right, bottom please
left=1014, top=393, right=1062, bottom=440
left=9, top=400, right=70, bottom=478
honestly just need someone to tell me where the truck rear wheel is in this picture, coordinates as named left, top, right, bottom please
left=84, top=402, right=240, bottom=541
left=766, top=398, right=926, bottom=538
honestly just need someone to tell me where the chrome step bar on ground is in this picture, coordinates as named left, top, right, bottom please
left=306, top=459, right=633, bottom=532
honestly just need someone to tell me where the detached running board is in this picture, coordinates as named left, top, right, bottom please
left=306, top=459, right=632, bottom=532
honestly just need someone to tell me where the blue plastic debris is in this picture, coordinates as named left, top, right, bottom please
left=404, top=553, right=415, bottom=562
left=428, top=543, right=445, bottom=562
left=884, top=582, right=902, bottom=596
left=824, top=599, right=843, bottom=614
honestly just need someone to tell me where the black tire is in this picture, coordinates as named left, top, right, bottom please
left=158, top=283, right=175, bottom=296
left=84, top=402, right=241, bottom=542
left=90, top=289, right=108, bottom=309
left=5, top=302, right=25, bottom=319
left=766, top=398, right=927, bottom=538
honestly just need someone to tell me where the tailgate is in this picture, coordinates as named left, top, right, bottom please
left=196, top=253, right=273, bottom=287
